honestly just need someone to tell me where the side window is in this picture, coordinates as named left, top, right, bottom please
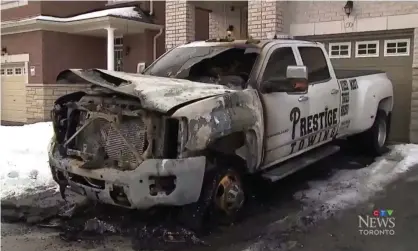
left=298, top=47, right=331, bottom=83
left=262, top=47, right=297, bottom=82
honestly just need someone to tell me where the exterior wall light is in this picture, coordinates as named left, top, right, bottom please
left=344, top=1, right=354, bottom=17
left=1, top=47, right=7, bottom=56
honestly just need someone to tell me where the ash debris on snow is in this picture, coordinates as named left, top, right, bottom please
left=2, top=193, right=208, bottom=251
left=132, top=225, right=208, bottom=251
left=52, top=202, right=209, bottom=251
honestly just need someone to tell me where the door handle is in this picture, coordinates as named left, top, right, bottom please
left=298, top=96, right=309, bottom=102
left=331, top=89, right=339, bottom=95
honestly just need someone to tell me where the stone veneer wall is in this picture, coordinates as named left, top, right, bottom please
left=165, top=0, right=195, bottom=50
left=410, top=28, right=418, bottom=143
left=247, top=0, right=284, bottom=39
left=26, top=84, right=89, bottom=123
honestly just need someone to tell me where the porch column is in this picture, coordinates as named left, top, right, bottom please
left=165, top=0, right=195, bottom=50
left=106, top=27, right=115, bottom=71
left=248, top=0, right=285, bottom=39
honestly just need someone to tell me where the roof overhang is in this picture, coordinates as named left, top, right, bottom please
left=1, top=16, right=163, bottom=36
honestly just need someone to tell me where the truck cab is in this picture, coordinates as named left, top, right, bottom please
left=253, top=40, right=342, bottom=167
left=252, top=39, right=392, bottom=169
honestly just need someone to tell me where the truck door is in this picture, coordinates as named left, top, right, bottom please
left=295, top=45, right=341, bottom=149
left=259, top=45, right=310, bottom=167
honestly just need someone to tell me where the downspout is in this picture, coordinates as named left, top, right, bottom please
left=153, top=27, right=164, bottom=61
left=149, top=0, right=154, bottom=16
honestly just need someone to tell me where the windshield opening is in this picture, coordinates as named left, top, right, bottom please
left=143, top=46, right=260, bottom=90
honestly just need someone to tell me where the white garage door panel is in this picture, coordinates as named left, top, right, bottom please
left=1, top=94, right=25, bottom=101
left=2, top=84, right=26, bottom=91
left=1, top=103, right=27, bottom=110
left=5, top=76, right=26, bottom=81
left=2, top=110, right=26, bottom=117
left=2, top=91, right=25, bottom=97
left=1, top=64, right=27, bottom=123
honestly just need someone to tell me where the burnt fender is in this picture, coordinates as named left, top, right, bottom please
left=171, top=89, right=264, bottom=171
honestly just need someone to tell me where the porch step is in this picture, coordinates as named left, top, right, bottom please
left=261, top=144, right=340, bottom=182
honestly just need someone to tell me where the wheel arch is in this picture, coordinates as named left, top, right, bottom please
left=378, top=96, right=393, bottom=116
left=207, top=129, right=260, bottom=173
left=171, top=90, right=264, bottom=172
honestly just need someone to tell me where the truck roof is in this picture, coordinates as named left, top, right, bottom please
left=178, top=39, right=317, bottom=48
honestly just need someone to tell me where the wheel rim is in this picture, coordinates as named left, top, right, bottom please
left=214, top=171, right=245, bottom=215
left=377, top=118, right=387, bottom=147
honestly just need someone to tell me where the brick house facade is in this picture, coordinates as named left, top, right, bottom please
left=1, top=0, right=169, bottom=124
left=1, top=1, right=418, bottom=143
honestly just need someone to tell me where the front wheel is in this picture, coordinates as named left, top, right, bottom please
left=177, top=161, right=246, bottom=232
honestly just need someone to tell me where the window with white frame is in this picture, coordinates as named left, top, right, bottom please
left=355, top=40, right=379, bottom=58
left=14, top=67, right=23, bottom=75
left=114, top=36, right=123, bottom=71
left=328, top=42, right=351, bottom=58
left=6, top=68, right=13, bottom=75
left=0, top=0, right=28, bottom=10
left=1, top=68, right=5, bottom=75
left=384, top=39, right=410, bottom=57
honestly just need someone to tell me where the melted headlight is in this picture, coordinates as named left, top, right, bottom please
left=160, top=117, right=188, bottom=159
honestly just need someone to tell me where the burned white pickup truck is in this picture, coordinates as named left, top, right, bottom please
left=49, top=37, right=393, bottom=229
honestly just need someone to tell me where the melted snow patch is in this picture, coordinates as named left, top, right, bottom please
left=294, top=144, right=418, bottom=218
left=0, top=122, right=56, bottom=200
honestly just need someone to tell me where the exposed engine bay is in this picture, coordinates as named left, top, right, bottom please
left=51, top=91, right=188, bottom=171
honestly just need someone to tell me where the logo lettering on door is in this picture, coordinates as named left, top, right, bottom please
left=289, top=107, right=339, bottom=154
left=290, top=107, right=338, bottom=140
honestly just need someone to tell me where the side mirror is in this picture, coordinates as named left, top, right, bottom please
left=137, top=62, right=146, bottom=74
left=286, top=65, right=308, bottom=80
left=261, top=65, right=309, bottom=93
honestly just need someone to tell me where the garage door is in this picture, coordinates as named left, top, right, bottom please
left=1, top=63, right=27, bottom=124
left=303, top=30, right=414, bottom=143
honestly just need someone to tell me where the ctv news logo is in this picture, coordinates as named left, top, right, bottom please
left=358, top=209, right=395, bottom=236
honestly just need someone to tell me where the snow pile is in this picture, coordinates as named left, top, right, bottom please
left=0, top=122, right=56, bottom=200
left=294, top=144, right=418, bottom=218
left=33, top=6, right=142, bottom=22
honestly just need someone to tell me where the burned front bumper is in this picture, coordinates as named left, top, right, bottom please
left=48, top=142, right=206, bottom=209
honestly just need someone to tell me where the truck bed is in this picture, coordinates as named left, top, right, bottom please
left=335, top=69, right=385, bottom=79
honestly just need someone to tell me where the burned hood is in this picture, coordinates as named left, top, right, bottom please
left=56, top=68, right=235, bottom=113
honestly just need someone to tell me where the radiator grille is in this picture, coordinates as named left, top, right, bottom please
left=74, top=115, right=147, bottom=168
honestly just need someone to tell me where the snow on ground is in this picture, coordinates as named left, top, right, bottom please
left=244, top=145, right=418, bottom=251
left=0, top=122, right=56, bottom=200
left=293, top=144, right=418, bottom=219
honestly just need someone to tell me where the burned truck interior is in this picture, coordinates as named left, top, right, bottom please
left=144, top=45, right=260, bottom=89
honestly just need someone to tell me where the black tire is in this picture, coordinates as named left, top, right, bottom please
left=177, top=158, right=247, bottom=233
left=349, top=110, right=388, bottom=156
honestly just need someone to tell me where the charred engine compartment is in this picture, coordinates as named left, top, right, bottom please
left=51, top=91, right=188, bottom=170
